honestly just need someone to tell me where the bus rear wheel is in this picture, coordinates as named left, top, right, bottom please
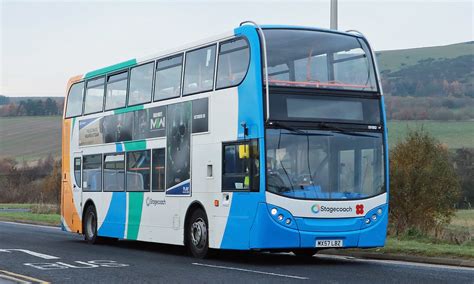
left=84, top=205, right=99, bottom=244
left=187, top=209, right=209, bottom=258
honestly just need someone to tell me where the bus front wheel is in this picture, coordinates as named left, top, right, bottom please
left=186, top=209, right=209, bottom=258
left=83, top=205, right=99, bottom=244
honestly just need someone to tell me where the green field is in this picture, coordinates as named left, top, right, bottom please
left=387, top=120, right=474, bottom=149
left=376, top=41, right=473, bottom=73
left=0, top=116, right=62, bottom=162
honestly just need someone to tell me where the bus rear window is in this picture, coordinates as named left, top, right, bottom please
left=65, top=82, right=84, bottom=118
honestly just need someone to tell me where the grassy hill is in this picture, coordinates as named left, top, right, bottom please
left=387, top=120, right=474, bottom=149
left=376, top=41, right=474, bottom=73
left=0, top=116, right=62, bottom=162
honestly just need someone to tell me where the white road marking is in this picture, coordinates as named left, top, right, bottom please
left=316, top=254, right=474, bottom=271
left=0, top=221, right=60, bottom=230
left=0, top=249, right=60, bottom=260
left=192, top=262, right=309, bottom=280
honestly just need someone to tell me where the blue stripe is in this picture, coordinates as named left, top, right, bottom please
left=220, top=25, right=266, bottom=250
left=97, top=192, right=126, bottom=238
left=115, top=143, right=123, bottom=152
left=380, top=96, right=390, bottom=202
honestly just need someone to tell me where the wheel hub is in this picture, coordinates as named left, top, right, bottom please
left=86, top=212, right=96, bottom=239
left=191, top=218, right=207, bottom=249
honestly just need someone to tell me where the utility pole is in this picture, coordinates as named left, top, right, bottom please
left=330, top=0, right=338, bottom=30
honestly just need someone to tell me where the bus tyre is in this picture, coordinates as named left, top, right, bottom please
left=187, top=209, right=209, bottom=258
left=84, top=205, right=99, bottom=244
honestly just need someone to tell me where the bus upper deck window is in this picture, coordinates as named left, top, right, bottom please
left=84, top=77, right=105, bottom=114
left=216, top=38, right=250, bottom=89
left=154, top=54, right=183, bottom=101
left=105, top=71, right=128, bottom=111
left=183, top=45, right=216, bottom=96
left=128, top=62, right=154, bottom=106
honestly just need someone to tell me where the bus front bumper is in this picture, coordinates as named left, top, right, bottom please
left=249, top=203, right=388, bottom=250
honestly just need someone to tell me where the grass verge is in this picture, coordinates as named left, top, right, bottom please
left=0, top=203, right=36, bottom=209
left=0, top=203, right=60, bottom=226
left=0, top=211, right=60, bottom=226
left=372, top=237, right=474, bottom=259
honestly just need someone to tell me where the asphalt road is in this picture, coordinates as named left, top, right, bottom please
left=0, top=221, right=473, bottom=283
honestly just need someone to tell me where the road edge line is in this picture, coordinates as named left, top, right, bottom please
left=0, top=269, right=50, bottom=284
left=320, top=250, right=474, bottom=268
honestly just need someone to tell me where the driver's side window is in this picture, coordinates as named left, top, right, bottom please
left=222, top=140, right=259, bottom=192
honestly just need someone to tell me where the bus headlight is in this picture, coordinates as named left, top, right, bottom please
left=278, top=214, right=284, bottom=221
left=285, top=218, right=291, bottom=225
left=365, top=218, right=371, bottom=224
left=377, top=208, right=383, bottom=216
left=271, top=208, right=278, bottom=215
left=371, top=214, right=377, bottom=221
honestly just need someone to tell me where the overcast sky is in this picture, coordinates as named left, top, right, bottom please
left=1, top=0, right=473, bottom=97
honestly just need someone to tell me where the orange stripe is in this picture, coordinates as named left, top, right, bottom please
left=61, top=75, right=83, bottom=233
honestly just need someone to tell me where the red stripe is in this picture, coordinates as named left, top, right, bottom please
left=268, top=79, right=372, bottom=89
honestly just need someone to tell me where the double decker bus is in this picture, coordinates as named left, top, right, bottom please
left=62, top=22, right=388, bottom=258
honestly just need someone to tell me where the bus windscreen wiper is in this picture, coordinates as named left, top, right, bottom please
left=269, top=121, right=332, bottom=136
left=268, top=121, right=306, bottom=134
left=318, top=122, right=378, bottom=138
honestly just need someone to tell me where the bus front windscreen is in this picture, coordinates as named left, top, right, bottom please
left=266, top=129, right=385, bottom=200
left=264, top=29, right=378, bottom=91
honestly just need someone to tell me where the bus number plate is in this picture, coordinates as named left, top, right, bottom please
left=316, top=239, right=343, bottom=248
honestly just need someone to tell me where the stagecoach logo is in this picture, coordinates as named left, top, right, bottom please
left=311, top=204, right=353, bottom=214
left=146, top=197, right=166, bottom=206
left=311, top=204, right=321, bottom=213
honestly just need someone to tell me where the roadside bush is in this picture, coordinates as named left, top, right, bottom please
left=389, top=128, right=460, bottom=236
left=452, top=148, right=474, bottom=209
left=39, top=160, right=61, bottom=206
left=0, top=156, right=60, bottom=205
